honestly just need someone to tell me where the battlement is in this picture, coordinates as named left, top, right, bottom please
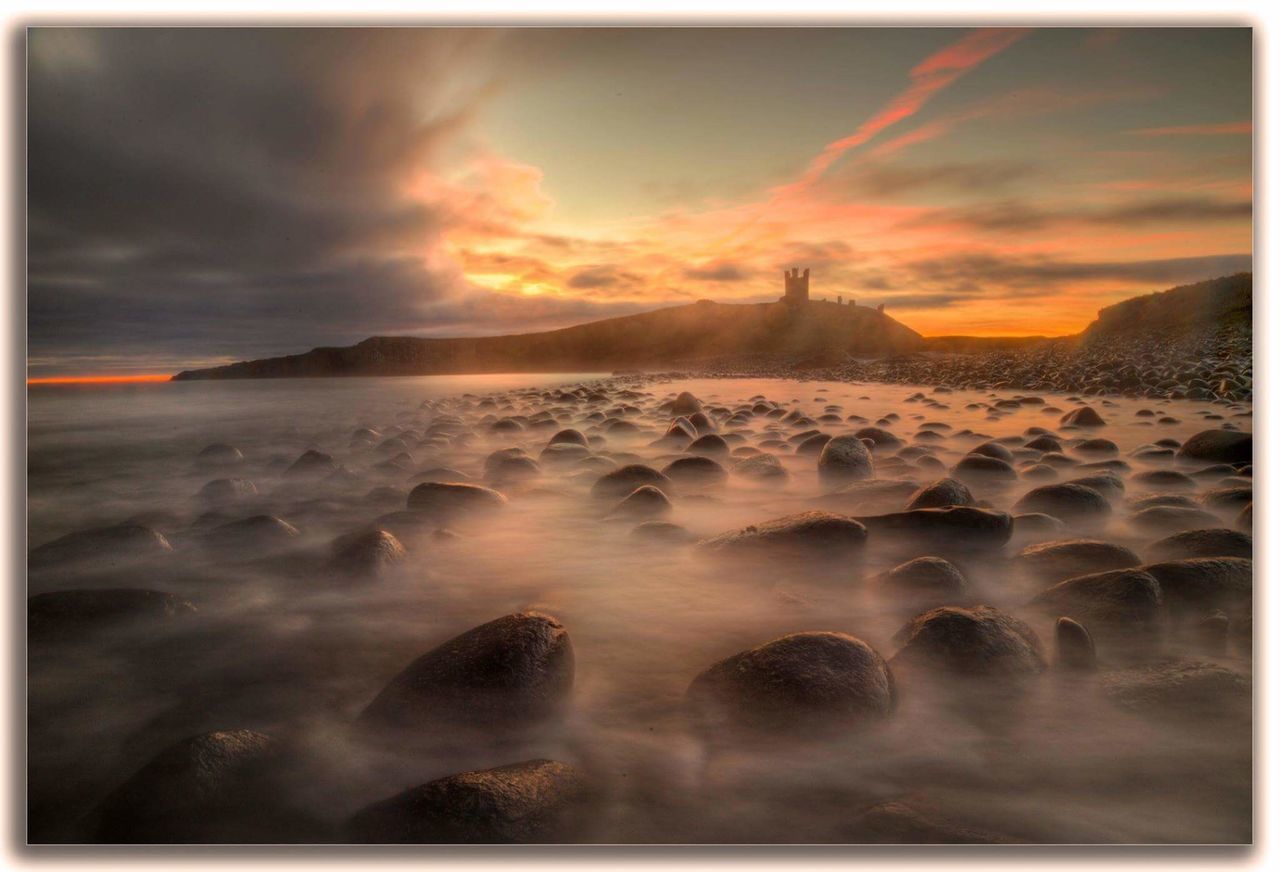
left=782, top=267, right=810, bottom=306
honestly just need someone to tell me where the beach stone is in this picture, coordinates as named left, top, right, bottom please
left=411, top=467, right=472, bottom=485
left=1024, top=435, right=1063, bottom=453
left=891, top=606, right=1045, bottom=679
left=687, top=632, right=895, bottom=737
left=1148, top=528, right=1252, bottom=561
left=1060, top=407, right=1106, bottom=428
left=670, top=392, right=703, bottom=416
left=29, top=588, right=196, bottom=642
left=1031, top=569, right=1162, bottom=635
left=1102, top=660, right=1249, bottom=722
left=407, top=482, right=508, bottom=521
left=687, top=433, right=730, bottom=458
left=29, top=523, right=173, bottom=570
left=1138, top=557, right=1252, bottom=619
left=854, top=427, right=902, bottom=448
left=1064, top=472, right=1125, bottom=500
left=548, top=429, right=589, bottom=448
left=968, top=441, right=1014, bottom=463
left=196, top=443, right=244, bottom=467
left=1013, top=483, right=1110, bottom=522
left=1014, top=539, right=1141, bottom=584
left=1131, top=470, right=1196, bottom=491
left=859, top=507, right=1013, bottom=551
left=539, top=443, right=589, bottom=466
left=848, top=797, right=1016, bottom=844
left=630, top=521, right=696, bottom=544
left=285, top=449, right=336, bottom=477
left=1054, top=617, right=1096, bottom=671
left=198, top=478, right=259, bottom=503
left=204, top=515, right=300, bottom=554
left=1200, top=486, right=1253, bottom=513
left=878, top=557, right=968, bottom=601
left=591, top=465, right=672, bottom=500
left=733, top=453, right=790, bottom=483
left=611, top=485, right=673, bottom=519
left=697, top=511, right=868, bottom=559
left=360, top=612, right=574, bottom=732
left=1012, top=513, right=1065, bottom=537
left=796, top=432, right=833, bottom=456
left=88, top=730, right=298, bottom=843
left=905, top=477, right=974, bottom=511
left=1176, top=429, right=1252, bottom=464
left=950, top=455, right=1018, bottom=484
left=347, top=759, right=589, bottom=844
left=331, top=529, right=407, bottom=576
left=1074, top=438, right=1118, bottom=456
left=661, top=455, right=728, bottom=489
left=817, top=435, right=875, bottom=485
left=1129, top=505, right=1221, bottom=534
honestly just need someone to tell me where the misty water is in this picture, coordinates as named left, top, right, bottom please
left=27, top=373, right=1252, bottom=844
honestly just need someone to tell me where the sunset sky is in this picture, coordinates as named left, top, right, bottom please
left=28, top=27, right=1252, bottom=377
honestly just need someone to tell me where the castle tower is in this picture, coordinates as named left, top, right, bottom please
left=782, top=267, right=810, bottom=306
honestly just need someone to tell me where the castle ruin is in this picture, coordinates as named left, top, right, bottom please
left=781, top=267, right=810, bottom=306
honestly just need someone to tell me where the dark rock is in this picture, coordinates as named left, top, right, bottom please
left=858, top=507, right=1013, bottom=550
left=1148, top=528, right=1252, bottom=561
left=687, top=433, right=731, bottom=458
left=687, top=632, right=895, bottom=737
left=817, top=435, right=875, bottom=485
left=591, top=464, right=672, bottom=500
left=1176, top=429, right=1252, bottom=464
left=950, top=454, right=1018, bottom=484
left=905, top=477, right=974, bottom=510
left=1102, top=660, right=1249, bottom=722
left=1138, top=557, right=1252, bottom=619
left=30, top=523, right=173, bottom=570
left=1060, top=407, right=1106, bottom=428
left=1130, top=470, right=1196, bottom=491
left=891, top=605, right=1046, bottom=679
left=1031, top=569, right=1162, bottom=635
left=198, top=478, right=259, bottom=503
left=698, top=511, right=868, bottom=559
left=611, top=485, right=673, bottom=519
left=360, top=612, right=574, bottom=732
left=29, top=588, right=195, bottom=642
left=670, top=391, right=703, bottom=416
left=331, top=529, right=407, bottom=576
left=1054, top=617, right=1096, bottom=671
left=878, top=557, right=968, bottom=601
left=407, top=482, right=508, bottom=520
left=203, top=515, right=301, bottom=554
left=196, top=443, right=244, bottom=467
left=1129, top=505, right=1221, bottom=534
left=285, top=449, right=336, bottom=478
left=1013, top=483, right=1110, bottom=522
left=732, top=453, right=789, bottom=483
left=548, top=429, right=589, bottom=448
left=661, top=455, right=728, bottom=489
left=347, top=760, right=589, bottom=844
left=630, top=521, right=696, bottom=544
left=1015, top=539, right=1141, bottom=584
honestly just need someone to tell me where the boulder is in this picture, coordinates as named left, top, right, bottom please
left=29, top=588, right=196, bottom=642
left=195, top=443, right=244, bottom=467
left=1054, top=617, right=1096, bottom=671
left=732, top=453, right=789, bottom=483
left=661, top=455, right=728, bottom=489
left=905, top=478, right=974, bottom=511
left=1013, top=483, right=1110, bottom=522
left=1031, top=569, right=1162, bottom=635
left=1014, top=539, right=1141, bottom=584
left=687, top=632, right=895, bottom=737
left=1129, top=505, right=1221, bottom=534
left=697, top=511, right=868, bottom=559
left=347, top=759, right=589, bottom=844
left=1138, top=557, right=1252, bottom=619
left=407, top=482, right=508, bottom=521
left=591, top=465, right=672, bottom=500
left=285, top=449, right=336, bottom=478
left=360, top=612, right=574, bottom=732
left=29, top=523, right=173, bottom=570
left=610, top=485, right=673, bottom=519
left=857, top=507, right=1012, bottom=551
left=1060, top=407, right=1105, bottom=428
left=1176, top=429, right=1252, bottom=465
left=950, top=455, right=1018, bottom=484
left=877, top=557, right=968, bottom=601
left=817, top=435, right=875, bottom=486
left=891, top=606, right=1046, bottom=679
left=1148, top=528, right=1252, bottom=561
left=330, top=529, right=407, bottom=576
left=198, top=478, right=259, bottom=503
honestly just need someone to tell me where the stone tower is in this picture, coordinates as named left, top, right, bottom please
left=782, top=267, right=810, bottom=306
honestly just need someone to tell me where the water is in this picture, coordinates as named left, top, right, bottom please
left=27, top=374, right=1253, bottom=843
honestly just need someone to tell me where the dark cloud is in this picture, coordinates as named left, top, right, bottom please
left=835, top=159, right=1040, bottom=199
left=26, top=28, right=527, bottom=374
left=902, top=252, right=1252, bottom=292
left=906, top=196, right=1252, bottom=232
left=565, top=264, right=642, bottom=291
left=683, top=262, right=748, bottom=282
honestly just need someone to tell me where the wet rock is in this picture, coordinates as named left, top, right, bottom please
left=968, top=441, right=1014, bottom=463
left=1012, top=513, right=1065, bottom=537
left=951, top=454, right=1018, bottom=485
left=1031, top=569, right=1162, bottom=636
left=347, top=759, right=589, bottom=844
left=1054, top=617, right=1096, bottom=671
left=198, top=478, right=259, bottom=503
left=905, top=477, right=974, bottom=511
left=204, top=515, right=301, bottom=555
left=732, top=453, right=789, bottom=483
left=891, top=606, right=1046, bottom=679
left=1148, top=528, right=1252, bottom=561
left=591, top=464, right=672, bottom=500
left=670, top=391, right=703, bottom=416
left=1138, top=557, right=1251, bottom=619
left=1200, top=486, right=1253, bottom=513
left=611, top=485, right=673, bottom=519
left=1176, top=429, right=1252, bottom=465
left=687, top=632, right=895, bottom=737
left=29, top=588, right=196, bottom=642
left=687, top=433, right=730, bottom=458
left=1014, top=539, right=1141, bottom=584
left=661, top=455, right=728, bottom=489
left=331, top=529, right=407, bottom=576
left=1063, top=472, right=1125, bottom=500
left=848, top=797, right=1016, bottom=844
left=1060, top=407, right=1106, bottom=428
left=1074, top=438, right=1118, bottom=456
left=630, top=521, right=696, bottom=544
left=360, top=612, right=574, bottom=732
left=407, top=482, right=508, bottom=521
left=285, top=449, right=336, bottom=478
left=859, top=507, right=1013, bottom=551
left=817, top=435, right=875, bottom=486
left=878, top=557, right=968, bottom=601
left=548, top=429, right=589, bottom=448
left=1129, top=505, right=1221, bottom=534
left=697, top=511, right=868, bottom=559
left=29, top=523, right=173, bottom=570
left=196, top=443, right=244, bottom=468
left=1013, top=483, right=1111, bottom=522
left=87, top=730, right=303, bottom=843
left=1102, top=660, right=1249, bottom=722
left=1130, top=470, right=1196, bottom=491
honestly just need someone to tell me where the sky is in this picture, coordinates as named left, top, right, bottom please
left=27, top=27, right=1253, bottom=377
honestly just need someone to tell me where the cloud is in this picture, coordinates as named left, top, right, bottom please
left=1130, top=121, right=1252, bottom=136
left=902, top=252, right=1252, bottom=291
left=565, top=264, right=642, bottom=291
left=833, top=159, right=1039, bottom=199
left=683, top=262, right=748, bottom=282
left=906, top=196, right=1252, bottom=232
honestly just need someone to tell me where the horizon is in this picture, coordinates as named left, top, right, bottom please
left=28, top=27, right=1253, bottom=378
